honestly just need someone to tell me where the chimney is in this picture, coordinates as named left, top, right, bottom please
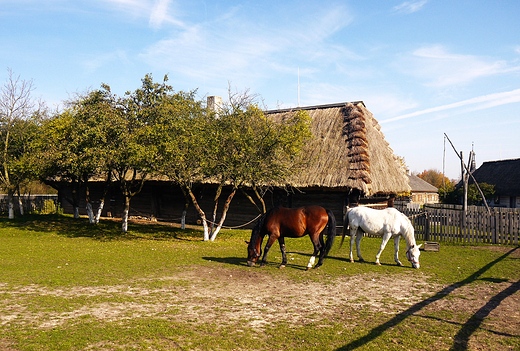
left=207, top=96, right=223, bottom=116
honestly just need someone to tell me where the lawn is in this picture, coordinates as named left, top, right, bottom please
left=0, top=214, right=519, bottom=350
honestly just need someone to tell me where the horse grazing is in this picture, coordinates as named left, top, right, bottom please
left=247, top=206, right=336, bottom=270
left=341, top=206, right=421, bottom=268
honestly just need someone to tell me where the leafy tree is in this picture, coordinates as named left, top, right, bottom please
left=415, top=169, right=445, bottom=188
left=438, top=179, right=457, bottom=204
left=112, top=74, right=174, bottom=232
left=0, top=69, right=45, bottom=218
left=467, top=183, right=495, bottom=205
left=204, top=90, right=312, bottom=240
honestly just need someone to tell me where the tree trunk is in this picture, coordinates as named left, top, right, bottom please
left=181, top=210, right=186, bottom=229
left=94, top=172, right=112, bottom=224
left=186, top=187, right=209, bottom=240
left=95, top=200, right=104, bottom=224
left=210, top=184, right=224, bottom=237
left=209, top=188, right=236, bottom=241
left=122, top=195, right=130, bottom=232
left=85, top=184, right=95, bottom=224
left=179, top=186, right=190, bottom=230
left=7, top=188, right=14, bottom=219
left=16, top=187, right=24, bottom=216
left=86, top=202, right=95, bottom=223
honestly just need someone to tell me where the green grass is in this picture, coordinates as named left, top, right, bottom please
left=0, top=214, right=519, bottom=350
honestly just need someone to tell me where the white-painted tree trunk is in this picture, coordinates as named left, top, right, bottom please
left=17, top=196, right=24, bottom=216
left=122, top=208, right=129, bottom=232
left=95, top=200, right=104, bottom=224
left=86, top=203, right=95, bottom=224
left=8, top=198, right=14, bottom=219
left=181, top=210, right=186, bottom=229
left=73, top=206, right=80, bottom=219
left=209, top=189, right=236, bottom=241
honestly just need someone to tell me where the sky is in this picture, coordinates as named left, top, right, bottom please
left=1, top=0, right=519, bottom=181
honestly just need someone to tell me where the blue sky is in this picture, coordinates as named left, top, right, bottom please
left=1, top=0, right=519, bottom=180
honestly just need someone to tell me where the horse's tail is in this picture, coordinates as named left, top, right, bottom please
left=324, top=209, right=336, bottom=257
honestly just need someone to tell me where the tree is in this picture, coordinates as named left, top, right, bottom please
left=467, top=183, right=495, bottom=205
left=438, top=179, right=457, bottom=204
left=153, top=88, right=312, bottom=241
left=200, top=89, right=312, bottom=241
left=0, top=68, right=44, bottom=218
left=111, top=74, right=173, bottom=232
left=415, top=169, right=445, bottom=188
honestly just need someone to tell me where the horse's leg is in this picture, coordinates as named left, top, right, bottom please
left=307, top=235, right=322, bottom=270
left=315, top=231, right=327, bottom=268
left=355, top=229, right=365, bottom=262
left=349, top=227, right=357, bottom=263
left=278, top=237, right=287, bottom=269
left=375, top=232, right=392, bottom=265
left=393, top=236, right=403, bottom=266
left=260, top=234, right=278, bottom=267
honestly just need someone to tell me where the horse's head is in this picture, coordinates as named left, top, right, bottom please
left=246, top=240, right=261, bottom=267
left=247, top=211, right=269, bottom=267
left=406, top=244, right=422, bottom=269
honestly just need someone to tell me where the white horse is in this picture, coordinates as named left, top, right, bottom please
left=341, top=206, right=422, bottom=269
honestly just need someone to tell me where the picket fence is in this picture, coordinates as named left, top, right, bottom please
left=0, top=194, right=59, bottom=215
left=395, top=203, right=520, bottom=246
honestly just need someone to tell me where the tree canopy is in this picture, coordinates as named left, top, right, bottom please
left=22, top=74, right=313, bottom=238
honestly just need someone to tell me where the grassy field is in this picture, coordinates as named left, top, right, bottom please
left=0, top=214, right=519, bottom=350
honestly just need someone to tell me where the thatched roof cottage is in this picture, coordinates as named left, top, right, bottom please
left=56, top=100, right=410, bottom=227
left=267, top=101, right=410, bottom=200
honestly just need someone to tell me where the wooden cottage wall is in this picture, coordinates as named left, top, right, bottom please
left=58, top=181, right=348, bottom=232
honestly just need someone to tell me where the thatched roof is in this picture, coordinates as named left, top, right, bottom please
left=469, top=158, right=520, bottom=196
left=408, top=174, right=438, bottom=193
left=267, top=102, right=410, bottom=196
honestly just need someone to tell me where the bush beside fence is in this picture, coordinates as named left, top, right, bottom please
left=395, top=202, right=520, bottom=246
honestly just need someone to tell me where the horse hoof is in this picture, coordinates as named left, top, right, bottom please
left=375, top=262, right=381, bottom=266
left=313, top=265, right=321, bottom=269
left=306, top=267, right=311, bottom=271
left=397, top=262, right=404, bottom=267
left=350, top=259, right=354, bottom=263
left=260, top=263, right=266, bottom=268
left=359, top=259, right=365, bottom=263
left=279, top=265, right=286, bottom=269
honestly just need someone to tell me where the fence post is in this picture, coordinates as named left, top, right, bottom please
left=492, top=212, right=498, bottom=244
left=424, top=212, right=430, bottom=242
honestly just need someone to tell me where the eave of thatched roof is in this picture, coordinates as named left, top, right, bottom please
left=267, top=102, right=410, bottom=196
left=469, top=158, right=520, bottom=196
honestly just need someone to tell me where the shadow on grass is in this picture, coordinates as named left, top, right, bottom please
left=0, top=214, right=205, bottom=241
left=203, top=256, right=247, bottom=267
left=335, top=246, right=520, bottom=351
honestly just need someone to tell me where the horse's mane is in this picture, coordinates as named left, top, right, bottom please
left=401, top=214, right=416, bottom=245
left=248, top=208, right=275, bottom=249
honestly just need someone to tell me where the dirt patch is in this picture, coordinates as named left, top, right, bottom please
left=0, top=268, right=434, bottom=330
left=1, top=266, right=519, bottom=349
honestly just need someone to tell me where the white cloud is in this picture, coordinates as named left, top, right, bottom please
left=149, top=0, right=170, bottom=28
left=393, top=1, right=428, bottom=14
left=100, top=0, right=185, bottom=29
left=381, top=88, right=520, bottom=123
left=139, top=4, right=353, bottom=86
left=400, top=45, right=520, bottom=87
left=81, top=50, right=130, bottom=74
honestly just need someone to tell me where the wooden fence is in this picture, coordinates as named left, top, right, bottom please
left=0, top=195, right=60, bottom=215
left=395, top=203, right=520, bottom=246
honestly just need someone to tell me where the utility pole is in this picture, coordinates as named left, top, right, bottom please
left=461, top=151, right=468, bottom=215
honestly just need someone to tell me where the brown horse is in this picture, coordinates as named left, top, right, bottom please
left=246, top=206, right=336, bottom=270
